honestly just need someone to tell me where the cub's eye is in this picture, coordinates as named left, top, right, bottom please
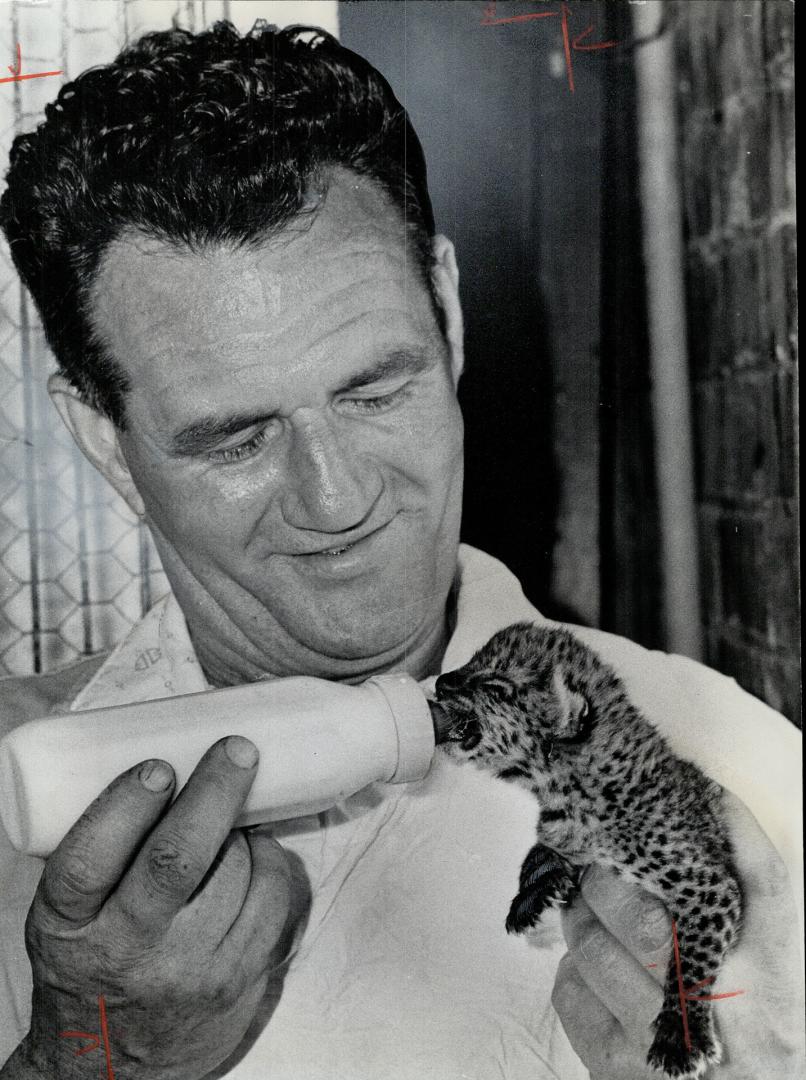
left=484, top=677, right=515, bottom=701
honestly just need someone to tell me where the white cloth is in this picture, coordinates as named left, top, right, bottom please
left=0, top=545, right=802, bottom=1078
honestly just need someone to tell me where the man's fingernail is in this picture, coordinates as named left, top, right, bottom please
left=139, top=760, right=174, bottom=792
left=225, top=735, right=259, bottom=769
left=579, top=928, right=609, bottom=963
left=584, top=864, right=616, bottom=885
left=639, top=906, right=672, bottom=947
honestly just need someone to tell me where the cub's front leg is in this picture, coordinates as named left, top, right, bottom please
left=506, top=842, right=578, bottom=934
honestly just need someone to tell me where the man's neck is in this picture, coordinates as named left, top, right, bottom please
left=191, top=604, right=453, bottom=689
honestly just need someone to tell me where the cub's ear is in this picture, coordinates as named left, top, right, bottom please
left=550, top=668, right=590, bottom=741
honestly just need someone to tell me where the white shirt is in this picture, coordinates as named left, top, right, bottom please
left=0, top=546, right=802, bottom=1078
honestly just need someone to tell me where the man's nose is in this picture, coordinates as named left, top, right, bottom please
left=281, top=410, right=382, bottom=532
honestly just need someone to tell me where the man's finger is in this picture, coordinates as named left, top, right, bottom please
left=37, top=758, right=175, bottom=926
left=221, top=830, right=294, bottom=981
left=171, top=829, right=256, bottom=946
left=579, top=865, right=672, bottom=984
left=561, top=893, right=663, bottom=1049
left=553, top=953, right=660, bottom=1080
left=112, top=736, right=259, bottom=935
left=717, top=789, right=803, bottom=1009
left=551, top=953, right=621, bottom=1062
left=720, top=789, right=796, bottom=903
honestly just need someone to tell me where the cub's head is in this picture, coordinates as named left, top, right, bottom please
left=433, top=622, right=593, bottom=777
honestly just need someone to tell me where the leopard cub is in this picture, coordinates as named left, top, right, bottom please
left=433, top=622, right=742, bottom=1080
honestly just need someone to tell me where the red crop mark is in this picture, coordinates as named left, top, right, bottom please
left=559, top=3, right=574, bottom=93
left=0, top=44, right=62, bottom=85
left=481, top=1, right=555, bottom=26
left=7, top=42, right=21, bottom=77
left=59, top=1030, right=101, bottom=1057
left=671, top=918, right=746, bottom=1052
left=60, top=995, right=116, bottom=1080
left=481, top=2, right=618, bottom=94
left=572, top=22, right=619, bottom=53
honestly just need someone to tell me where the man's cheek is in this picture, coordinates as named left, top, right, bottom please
left=140, top=476, right=244, bottom=545
left=384, top=415, right=461, bottom=486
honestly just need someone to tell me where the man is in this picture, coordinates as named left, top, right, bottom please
left=0, top=21, right=802, bottom=1080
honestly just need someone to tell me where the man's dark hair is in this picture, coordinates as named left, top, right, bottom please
left=0, top=21, right=437, bottom=427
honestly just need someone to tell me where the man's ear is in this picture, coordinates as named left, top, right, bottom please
left=47, top=373, right=145, bottom=518
left=430, top=235, right=464, bottom=387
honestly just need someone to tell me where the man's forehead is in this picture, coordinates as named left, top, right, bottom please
left=89, top=170, right=422, bottom=361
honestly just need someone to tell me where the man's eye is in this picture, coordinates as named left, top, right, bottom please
left=207, top=425, right=273, bottom=464
left=341, top=384, right=413, bottom=413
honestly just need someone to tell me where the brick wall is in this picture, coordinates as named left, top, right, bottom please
left=676, top=1, right=799, bottom=724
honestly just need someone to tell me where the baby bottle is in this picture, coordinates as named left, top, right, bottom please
left=0, top=673, right=449, bottom=858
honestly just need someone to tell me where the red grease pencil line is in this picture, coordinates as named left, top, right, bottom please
left=59, top=995, right=117, bottom=1079
left=670, top=919, right=746, bottom=1047
left=559, top=3, right=574, bottom=93
left=1, top=42, right=62, bottom=84
left=0, top=71, right=62, bottom=84
left=99, top=995, right=117, bottom=1080
left=480, top=8, right=555, bottom=25
left=671, top=919, right=693, bottom=1052
left=572, top=24, right=618, bottom=52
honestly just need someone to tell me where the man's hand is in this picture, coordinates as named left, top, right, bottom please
left=3, top=736, right=294, bottom=1080
left=552, top=791, right=805, bottom=1079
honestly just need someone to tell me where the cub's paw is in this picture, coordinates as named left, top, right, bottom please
left=505, top=844, right=577, bottom=934
left=647, top=1009, right=721, bottom=1079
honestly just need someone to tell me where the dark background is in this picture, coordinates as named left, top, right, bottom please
left=341, top=0, right=800, bottom=725
left=342, top=0, right=643, bottom=630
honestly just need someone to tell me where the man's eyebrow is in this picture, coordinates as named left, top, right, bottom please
left=339, top=348, right=434, bottom=393
left=169, top=411, right=275, bottom=457
left=168, top=350, right=434, bottom=456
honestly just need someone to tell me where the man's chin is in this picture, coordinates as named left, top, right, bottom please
left=267, top=584, right=445, bottom=674
left=295, top=607, right=432, bottom=664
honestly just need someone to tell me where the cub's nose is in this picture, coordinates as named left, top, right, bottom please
left=435, top=671, right=463, bottom=700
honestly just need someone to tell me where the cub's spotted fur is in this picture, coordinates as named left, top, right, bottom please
left=434, top=622, right=742, bottom=1080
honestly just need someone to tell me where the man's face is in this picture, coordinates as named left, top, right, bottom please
left=83, top=174, right=464, bottom=680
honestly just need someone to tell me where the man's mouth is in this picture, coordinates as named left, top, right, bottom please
left=303, top=519, right=392, bottom=559
left=288, top=518, right=398, bottom=577
left=427, top=700, right=482, bottom=751
left=320, top=543, right=353, bottom=556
